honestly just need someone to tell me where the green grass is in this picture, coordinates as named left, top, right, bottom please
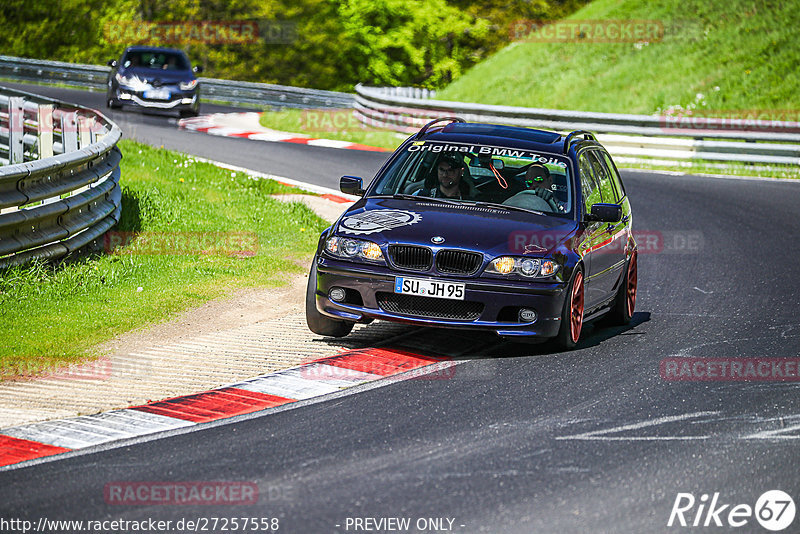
left=0, top=139, right=328, bottom=379
left=258, top=108, right=409, bottom=151
left=437, top=0, right=800, bottom=114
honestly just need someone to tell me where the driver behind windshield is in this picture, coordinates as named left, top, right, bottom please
left=414, top=155, right=474, bottom=200
left=503, top=163, right=564, bottom=213
left=525, top=164, right=564, bottom=212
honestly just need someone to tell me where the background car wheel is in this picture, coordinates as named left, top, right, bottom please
left=553, top=268, right=584, bottom=350
left=305, top=259, right=354, bottom=338
left=179, top=108, right=199, bottom=118
left=106, top=97, right=120, bottom=109
left=605, top=251, right=637, bottom=326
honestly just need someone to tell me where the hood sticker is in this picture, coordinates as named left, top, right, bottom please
left=339, top=209, right=422, bottom=235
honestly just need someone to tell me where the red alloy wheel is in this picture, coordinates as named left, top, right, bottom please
left=626, top=252, right=638, bottom=318
left=570, top=271, right=584, bottom=344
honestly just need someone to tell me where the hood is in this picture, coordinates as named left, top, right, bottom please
left=334, top=198, right=579, bottom=257
left=119, top=66, right=194, bottom=85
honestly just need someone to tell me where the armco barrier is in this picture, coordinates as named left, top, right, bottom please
left=354, top=85, right=800, bottom=167
left=0, top=55, right=353, bottom=110
left=0, top=84, right=122, bottom=268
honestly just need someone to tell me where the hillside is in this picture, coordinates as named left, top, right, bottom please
left=437, top=0, right=800, bottom=115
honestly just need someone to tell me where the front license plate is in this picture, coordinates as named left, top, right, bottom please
left=394, top=277, right=465, bottom=300
left=144, top=89, right=170, bottom=100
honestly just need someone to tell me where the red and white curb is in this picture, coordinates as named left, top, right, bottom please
left=0, top=348, right=453, bottom=469
left=179, top=112, right=389, bottom=153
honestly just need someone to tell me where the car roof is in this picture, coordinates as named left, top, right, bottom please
left=123, top=46, right=189, bottom=56
left=419, top=122, right=600, bottom=156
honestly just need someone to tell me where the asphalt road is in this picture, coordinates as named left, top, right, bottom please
left=0, top=82, right=390, bottom=189
left=2, top=82, right=800, bottom=533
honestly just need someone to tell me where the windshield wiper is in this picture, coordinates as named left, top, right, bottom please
left=466, top=201, right=544, bottom=216
left=386, top=194, right=462, bottom=206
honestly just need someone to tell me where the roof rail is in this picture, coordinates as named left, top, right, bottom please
left=418, top=116, right=465, bottom=136
left=563, top=130, right=597, bottom=154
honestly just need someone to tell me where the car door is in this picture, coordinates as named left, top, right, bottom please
left=577, top=151, right=607, bottom=309
left=586, top=149, right=627, bottom=300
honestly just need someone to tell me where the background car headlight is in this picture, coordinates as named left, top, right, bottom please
left=325, top=236, right=385, bottom=263
left=115, top=73, right=134, bottom=85
left=179, top=79, right=198, bottom=91
left=486, top=256, right=559, bottom=278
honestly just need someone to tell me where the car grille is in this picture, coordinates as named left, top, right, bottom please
left=436, top=249, right=483, bottom=275
left=376, top=292, right=483, bottom=321
left=388, top=245, right=432, bottom=271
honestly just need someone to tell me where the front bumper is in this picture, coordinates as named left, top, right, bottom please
left=314, top=256, right=568, bottom=338
left=115, top=88, right=198, bottom=110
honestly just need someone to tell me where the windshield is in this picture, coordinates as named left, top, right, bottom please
left=371, top=140, right=573, bottom=216
left=122, top=51, right=191, bottom=71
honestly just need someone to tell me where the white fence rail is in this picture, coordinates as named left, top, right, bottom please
left=354, top=85, right=800, bottom=167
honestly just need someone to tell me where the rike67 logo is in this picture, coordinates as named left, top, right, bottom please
left=668, top=491, right=795, bottom=531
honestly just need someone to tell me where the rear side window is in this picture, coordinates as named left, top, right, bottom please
left=578, top=153, right=601, bottom=216
left=587, top=150, right=619, bottom=203
left=600, top=151, right=626, bottom=199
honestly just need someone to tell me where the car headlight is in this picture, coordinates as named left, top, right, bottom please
left=179, top=79, right=198, bottom=91
left=115, top=73, right=135, bottom=85
left=325, top=236, right=385, bottom=263
left=486, top=256, right=559, bottom=278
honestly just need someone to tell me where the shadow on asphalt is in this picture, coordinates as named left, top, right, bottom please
left=310, top=310, right=653, bottom=362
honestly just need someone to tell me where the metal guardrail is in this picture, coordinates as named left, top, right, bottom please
left=354, top=85, right=800, bottom=167
left=0, top=84, right=122, bottom=268
left=0, top=55, right=354, bottom=110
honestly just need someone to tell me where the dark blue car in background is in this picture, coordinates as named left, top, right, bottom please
left=307, top=118, right=638, bottom=349
left=106, top=46, right=201, bottom=116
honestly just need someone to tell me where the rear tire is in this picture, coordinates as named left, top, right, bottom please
left=553, top=268, right=584, bottom=350
left=305, top=258, right=354, bottom=338
left=605, top=251, right=637, bottom=326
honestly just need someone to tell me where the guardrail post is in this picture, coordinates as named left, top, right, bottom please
left=8, top=96, right=25, bottom=164
left=78, top=115, right=90, bottom=148
left=62, top=111, right=78, bottom=153
left=37, top=104, right=54, bottom=159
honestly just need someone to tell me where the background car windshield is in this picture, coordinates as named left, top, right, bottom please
left=123, top=51, right=190, bottom=71
left=372, top=140, right=573, bottom=216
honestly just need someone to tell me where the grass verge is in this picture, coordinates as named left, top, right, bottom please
left=0, top=139, right=328, bottom=379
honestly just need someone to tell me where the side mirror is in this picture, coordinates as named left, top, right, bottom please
left=193, top=65, right=203, bottom=73
left=107, top=59, right=118, bottom=68
left=587, top=203, right=622, bottom=223
left=340, top=175, right=364, bottom=197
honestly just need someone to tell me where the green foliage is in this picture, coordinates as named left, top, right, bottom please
left=0, top=0, right=590, bottom=91
left=336, top=0, right=489, bottom=88
left=438, top=0, right=800, bottom=113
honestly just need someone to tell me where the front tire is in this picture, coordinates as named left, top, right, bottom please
left=553, top=268, right=584, bottom=350
left=605, top=251, right=637, bottom=326
left=305, top=258, right=354, bottom=338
